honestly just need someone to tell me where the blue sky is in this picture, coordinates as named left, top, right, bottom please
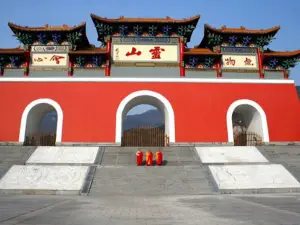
left=1, top=0, right=299, bottom=115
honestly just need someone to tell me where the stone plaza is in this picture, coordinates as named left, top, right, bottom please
left=1, top=194, right=300, bottom=225
left=1, top=145, right=300, bottom=224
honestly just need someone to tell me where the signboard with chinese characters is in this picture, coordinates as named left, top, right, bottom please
left=31, top=53, right=68, bottom=67
left=30, top=45, right=69, bottom=68
left=220, top=47, right=258, bottom=70
left=112, top=45, right=179, bottom=63
left=111, top=37, right=179, bottom=63
left=221, top=55, right=258, bottom=69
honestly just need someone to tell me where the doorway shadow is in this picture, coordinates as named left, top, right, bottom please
left=141, top=160, right=168, bottom=166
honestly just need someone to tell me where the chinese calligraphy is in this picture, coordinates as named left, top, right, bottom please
left=50, top=55, right=65, bottom=64
left=34, top=57, right=44, bottom=62
left=115, top=48, right=119, bottom=59
left=225, top=57, right=236, bottom=66
left=222, top=55, right=257, bottom=69
left=112, top=44, right=178, bottom=62
left=31, top=53, right=67, bottom=66
left=126, top=47, right=142, bottom=57
left=149, top=46, right=165, bottom=59
left=244, top=57, right=254, bottom=66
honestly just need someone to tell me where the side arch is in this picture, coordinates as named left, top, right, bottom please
left=115, top=90, right=175, bottom=144
left=19, top=98, right=63, bottom=143
left=226, top=99, right=269, bottom=143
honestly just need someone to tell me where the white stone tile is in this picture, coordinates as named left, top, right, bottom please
left=209, top=164, right=300, bottom=190
left=196, top=146, right=268, bottom=163
left=26, top=146, right=99, bottom=164
left=0, top=165, right=89, bottom=191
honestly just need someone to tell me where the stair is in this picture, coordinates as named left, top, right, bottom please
left=0, top=146, right=36, bottom=178
left=89, top=147, right=218, bottom=196
left=257, top=145, right=300, bottom=182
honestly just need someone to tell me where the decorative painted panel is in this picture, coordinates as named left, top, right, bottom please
left=221, top=47, right=257, bottom=54
left=263, top=56, right=300, bottom=70
left=31, top=45, right=70, bottom=53
left=202, top=31, right=275, bottom=48
left=72, top=55, right=106, bottom=68
left=0, top=55, right=25, bottom=69
left=184, top=56, right=217, bottom=69
left=112, top=37, right=179, bottom=44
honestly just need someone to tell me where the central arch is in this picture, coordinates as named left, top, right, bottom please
left=115, top=90, right=175, bottom=144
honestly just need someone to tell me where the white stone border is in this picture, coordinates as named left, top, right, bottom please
left=19, top=98, right=63, bottom=143
left=226, top=99, right=269, bottom=143
left=0, top=77, right=294, bottom=84
left=115, top=90, right=175, bottom=143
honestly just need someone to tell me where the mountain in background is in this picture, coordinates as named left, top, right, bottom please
left=123, top=109, right=164, bottom=130
left=40, top=112, right=57, bottom=133
left=40, top=109, right=164, bottom=132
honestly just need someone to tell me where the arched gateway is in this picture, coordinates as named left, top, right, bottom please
left=115, top=90, right=175, bottom=146
left=227, top=99, right=269, bottom=146
left=19, top=98, right=63, bottom=145
left=0, top=14, right=299, bottom=145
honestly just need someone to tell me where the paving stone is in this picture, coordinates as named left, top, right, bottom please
left=0, top=146, right=36, bottom=178
left=1, top=194, right=300, bottom=225
left=89, top=164, right=217, bottom=196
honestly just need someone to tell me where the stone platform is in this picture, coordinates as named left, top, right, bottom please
left=26, top=146, right=99, bottom=165
left=196, top=146, right=268, bottom=164
left=209, top=164, right=300, bottom=193
left=0, top=165, right=90, bottom=194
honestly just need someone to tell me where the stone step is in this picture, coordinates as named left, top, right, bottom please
left=89, top=163, right=217, bottom=196
left=0, top=146, right=36, bottom=180
left=257, top=146, right=300, bottom=182
left=100, top=146, right=201, bottom=166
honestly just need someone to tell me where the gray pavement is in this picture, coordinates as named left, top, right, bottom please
left=0, top=146, right=36, bottom=179
left=1, top=194, right=300, bottom=225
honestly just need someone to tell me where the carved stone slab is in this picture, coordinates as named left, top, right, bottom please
left=0, top=165, right=89, bottom=190
left=196, top=146, right=268, bottom=163
left=209, top=164, right=300, bottom=190
left=26, top=147, right=99, bottom=164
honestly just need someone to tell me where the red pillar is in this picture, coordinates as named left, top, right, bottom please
left=215, top=47, right=222, bottom=77
left=216, top=60, right=222, bottom=77
left=68, top=56, right=73, bottom=76
left=179, top=37, right=185, bottom=77
left=24, top=46, right=31, bottom=76
left=283, top=70, right=289, bottom=79
left=105, top=36, right=111, bottom=77
left=257, top=48, right=264, bottom=78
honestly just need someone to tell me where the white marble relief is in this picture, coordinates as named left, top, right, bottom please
left=0, top=165, right=89, bottom=190
left=26, top=146, right=99, bottom=164
left=209, top=164, right=300, bottom=190
left=196, top=146, right=268, bottom=163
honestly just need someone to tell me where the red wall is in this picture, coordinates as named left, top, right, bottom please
left=0, top=82, right=299, bottom=143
